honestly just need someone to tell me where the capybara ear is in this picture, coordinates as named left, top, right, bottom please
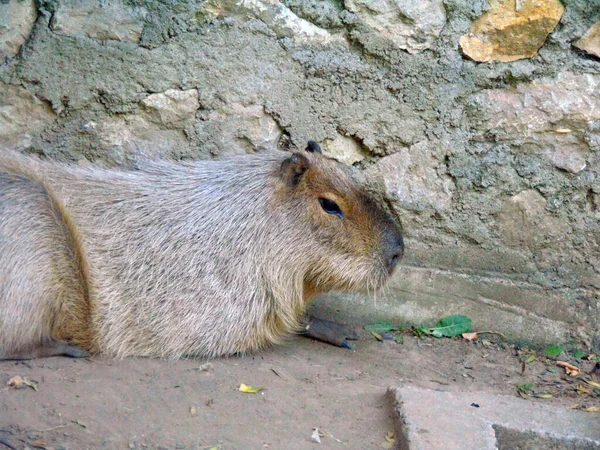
left=280, top=152, right=311, bottom=187
left=306, top=141, right=322, bottom=154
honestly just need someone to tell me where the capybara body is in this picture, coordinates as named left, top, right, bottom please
left=0, top=148, right=403, bottom=359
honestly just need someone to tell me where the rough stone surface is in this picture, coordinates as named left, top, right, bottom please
left=344, top=0, right=446, bottom=54
left=459, top=0, right=564, bottom=63
left=574, top=21, right=600, bottom=58
left=0, top=0, right=599, bottom=348
left=389, top=386, right=600, bottom=450
left=140, top=88, right=199, bottom=127
left=0, top=0, right=37, bottom=61
left=51, top=0, right=147, bottom=42
left=0, top=82, right=55, bottom=150
left=201, top=0, right=335, bottom=44
left=322, top=134, right=365, bottom=165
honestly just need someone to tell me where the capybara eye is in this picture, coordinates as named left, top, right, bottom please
left=318, top=197, right=344, bottom=220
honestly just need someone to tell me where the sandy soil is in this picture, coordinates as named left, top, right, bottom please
left=1, top=331, right=598, bottom=450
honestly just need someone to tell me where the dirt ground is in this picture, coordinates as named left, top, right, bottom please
left=1, top=331, right=599, bottom=450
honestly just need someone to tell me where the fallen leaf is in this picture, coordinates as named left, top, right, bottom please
left=583, top=379, right=600, bottom=389
left=421, top=315, right=472, bottom=338
left=576, top=384, right=591, bottom=395
left=197, top=363, right=212, bottom=372
left=546, top=366, right=557, bottom=374
left=543, top=345, right=563, bottom=358
left=462, top=332, right=478, bottom=341
left=394, top=335, right=404, bottom=345
left=569, top=404, right=581, bottom=409
left=555, top=128, right=572, bottom=133
left=311, top=428, right=321, bottom=444
left=371, top=331, right=383, bottom=342
left=30, top=439, right=47, bottom=449
left=535, top=394, right=553, bottom=399
left=190, top=406, right=197, bottom=417
left=572, top=349, right=587, bottom=359
left=585, top=406, right=600, bottom=412
left=239, top=383, right=263, bottom=393
left=72, top=419, right=87, bottom=428
left=385, top=430, right=395, bottom=443
left=525, top=354, right=536, bottom=364
left=6, top=375, right=38, bottom=391
left=557, top=361, right=581, bottom=376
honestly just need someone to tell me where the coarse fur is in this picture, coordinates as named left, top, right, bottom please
left=0, top=149, right=403, bottom=359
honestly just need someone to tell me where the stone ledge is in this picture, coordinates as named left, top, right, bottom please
left=388, top=386, right=600, bottom=450
left=309, top=266, right=599, bottom=348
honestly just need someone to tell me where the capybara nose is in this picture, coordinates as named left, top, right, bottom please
left=384, top=231, right=404, bottom=273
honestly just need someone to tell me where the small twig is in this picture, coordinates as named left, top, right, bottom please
left=477, top=331, right=507, bottom=339
left=36, top=423, right=71, bottom=433
left=0, top=439, right=17, bottom=450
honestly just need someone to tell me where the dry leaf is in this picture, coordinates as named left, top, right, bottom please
left=557, top=361, right=581, bottom=376
left=190, top=406, right=197, bottom=417
left=576, top=384, right=591, bottom=395
left=582, top=379, right=600, bottom=389
left=239, top=383, right=263, bottom=393
left=197, top=363, right=212, bottom=372
left=555, top=128, right=572, bottom=134
left=6, top=375, right=38, bottom=391
left=385, top=430, right=395, bottom=443
left=311, top=428, right=321, bottom=444
left=72, top=419, right=87, bottom=428
left=586, top=354, right=596, bottom=361
left=535, top=394, right=553, bottom=399
left=585, top=406, right=600, bottom=412
left=371, top=331, right=383, bottom=342
left=462, top=332, right=478, bottom=341
left=31, top=439, right=47, bottom=449
left=569, top=404, right=581, bottom=409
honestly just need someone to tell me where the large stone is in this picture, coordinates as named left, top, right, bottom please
left=200, top=0, right=334, bottom=44
left=141, top=89, right=200, bottom=128
left=373, top=141, right=455, bottom=213
left=389, top=386, right=600, bottom=450
left=196, top=103, right=282, bottom=155
left=344, top=0, right=446, bottom=54
left=0, top=83, right=55, bottom=150
left=459, top=0, right=564, bottom=63
left=497, top=190, right=569, bottom=251
left=0, top=0, right=37, bottom=60
left=574, top=21, right=600, bottom=58
left=322, top=134, right=365, bottom=165
left=51, top=0, right=147, bottom=43
left=89, top=115, right=191, bottom=160
left=473, top=72, right=600, bottom=172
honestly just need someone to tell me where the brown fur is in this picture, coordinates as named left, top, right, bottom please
left=0, top=148, right=403, bottom=359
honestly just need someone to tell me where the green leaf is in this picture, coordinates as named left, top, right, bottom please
left=394, top=335, right=404, bottom=345
left=542, top=345, right=563, bottom=358
left=364, top=322, right=397, bottom=334
left=516, top=382, right=533, bottom=394
left=546, top=366, right=557, bottom=374
left=421, top=315, right=472, bottom=338
left=572, top=349, right=587, bottom=359
left=525, top=354, right=536, bottom=364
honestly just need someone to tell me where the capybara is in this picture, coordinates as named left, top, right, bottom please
left=0, top=143, right=403, bottom=359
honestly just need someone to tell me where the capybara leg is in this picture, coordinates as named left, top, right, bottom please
left=0, top=339, right=90, bottom=360
left=304, top=316, right=358, bottom=349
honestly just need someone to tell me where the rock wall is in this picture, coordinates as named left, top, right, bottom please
left=1, top=0, right=599, bottom=348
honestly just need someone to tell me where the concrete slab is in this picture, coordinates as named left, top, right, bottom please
left=388, top=386, right=600, bottom=450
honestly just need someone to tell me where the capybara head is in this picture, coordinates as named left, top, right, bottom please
left=277, top=142, right=403, bottom=297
